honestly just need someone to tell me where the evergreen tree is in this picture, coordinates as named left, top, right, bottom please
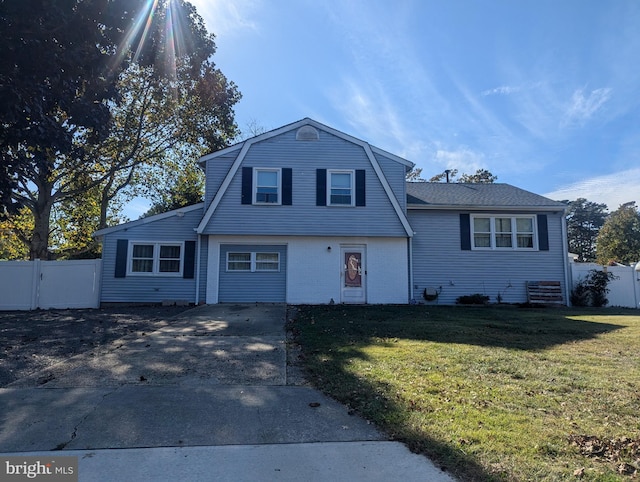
left=564, top=198, right=608, bottom=262
left=596, top=202, right=640, bottom=265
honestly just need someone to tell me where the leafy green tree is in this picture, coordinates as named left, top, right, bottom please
left=3, top=0, right=239, bottom=259
left=143, top=160, right=205, bottom=217
left=596, top=202, right=640, bottom=265
left=0, top=0, right=159, bottom=215
left=52, top=58, right=238, bottom=257
left=50, top=184, right=125, bottom=259
left=0, top=207, right=31, bottom=260
left=564, top=198, right=608, bottom=262
left=84, top=62, right=238, bottom=228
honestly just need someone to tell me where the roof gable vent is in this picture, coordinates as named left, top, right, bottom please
left=296, top=125, right=319, bottom=141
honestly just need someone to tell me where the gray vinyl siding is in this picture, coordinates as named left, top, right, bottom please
left=409, top=210, right=567, bottom=304
left=201, top=129, right=407, bottom=237
left=100, top=208, right=203, bottom=303
left=204, top=150, right=238, bottom=208
left=218, top=244, right=287, bottom=302
left=376, top=152, right=407, bottom=211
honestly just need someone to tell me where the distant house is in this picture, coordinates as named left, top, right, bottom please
left=94, top=118, right=569, bottom=305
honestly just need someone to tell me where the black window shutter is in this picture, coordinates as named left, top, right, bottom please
left=282, top=168, right=292, bottom=205
left=537, top=214, right=549, bottom=251
left=355, top=170, right=366, bottom=206
left=316, top=169, right=326, bottom=206
left=183, top=240, right=196, bottom=279
left=115, top=239, right=128, bottom=277
left=241, top=167, right=253, bottom=204
left=460, top=214, right=471, bottom=250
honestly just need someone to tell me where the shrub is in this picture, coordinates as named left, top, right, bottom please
left=570, top=282, right=590, bottom=307
left=571, top=269, right=617, bottom=307
left=456, top=293, right=490, bottom=305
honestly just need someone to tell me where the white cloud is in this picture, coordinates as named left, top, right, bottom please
left=543, top=168, right=640, bottom=210
left=330, top=78, right=412, bottom=152
left=331, top=79, right=385, bottom=138
left=481, top=85, right=521, bottom=96
left=481, top=81, right=546, bottom=97
left=563, top=87, right=612, bottom=126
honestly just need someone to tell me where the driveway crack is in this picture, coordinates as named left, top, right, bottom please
left=51, top=387, right=120, bottom=451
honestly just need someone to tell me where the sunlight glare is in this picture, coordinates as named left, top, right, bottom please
left=133, top=0, right=159, bottom=63
left=163, top=0, right=176, bottom=78
left=109, top=0, right=185, bottom=81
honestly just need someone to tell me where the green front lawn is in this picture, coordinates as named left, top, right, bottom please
left=291, top=305, right=640, bottom=481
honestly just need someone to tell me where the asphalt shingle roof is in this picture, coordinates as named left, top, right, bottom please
left=406, top=182, right=566, bottom=209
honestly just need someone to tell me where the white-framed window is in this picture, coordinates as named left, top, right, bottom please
left=227, top=252, right=280, bottom=272
left=254, top=168, right=281, bottom=204
left=255, top=252, right=279, bottom=271
left=227, top=252, right=251, bottom=271
left=515, top=217, right=535, bottom=248
left=471, top=215, right=537, bottom=250
left=327, top=170, right=354, bottom=206
left=129, top=242, right=183, bottom=276
left=131, top=244, right=154, bottom=273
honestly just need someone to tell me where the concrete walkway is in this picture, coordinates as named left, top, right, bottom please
left=0, top=304, right=456, bottom=481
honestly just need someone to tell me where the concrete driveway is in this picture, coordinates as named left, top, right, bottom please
left=6, top=304, right=288, bottom=388
left=0, top=304, right=455, bottom=481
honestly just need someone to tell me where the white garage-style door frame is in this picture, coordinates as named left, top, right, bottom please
left=217, top=243, right=287, bottom=303
left=206, top=236, right=408, bottom=305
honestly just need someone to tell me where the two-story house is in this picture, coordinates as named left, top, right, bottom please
left=95, top=118, right=570, bottom=305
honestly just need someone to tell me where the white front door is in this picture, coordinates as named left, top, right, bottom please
left=341, top=246, right=366, bottom=303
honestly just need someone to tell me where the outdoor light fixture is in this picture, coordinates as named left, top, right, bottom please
left=327, top=246, right=332, bottom=252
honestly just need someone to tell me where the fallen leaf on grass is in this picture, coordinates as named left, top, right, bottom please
left=569, top=434, right=640, bottom=462
left=617, top=462, right=637, bottom=475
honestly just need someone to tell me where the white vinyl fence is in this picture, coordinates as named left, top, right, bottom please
left=0, top=259, right=102, bottom=310
left=569, top=262, right=640, bottom=308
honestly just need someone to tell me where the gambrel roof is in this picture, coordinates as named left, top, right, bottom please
left=196, top=118, right=415, bottom=236
left=198, top=118, right=414, bottom=169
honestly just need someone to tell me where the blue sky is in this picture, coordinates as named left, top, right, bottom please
left=135, top=0, right=640, bottom=216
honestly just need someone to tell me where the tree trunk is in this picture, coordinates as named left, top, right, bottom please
left=29, top=191, right=53, bottom=260
left=98, top=171, right=120, bottom=230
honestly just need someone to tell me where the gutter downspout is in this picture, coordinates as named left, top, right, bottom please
left=408, top=236, right=414, bottom=303
left=561, top=213, right=571, bottom=307
left=633, top=262, right=639, bottom=309
left=195, top=233, right=201, bottom=305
